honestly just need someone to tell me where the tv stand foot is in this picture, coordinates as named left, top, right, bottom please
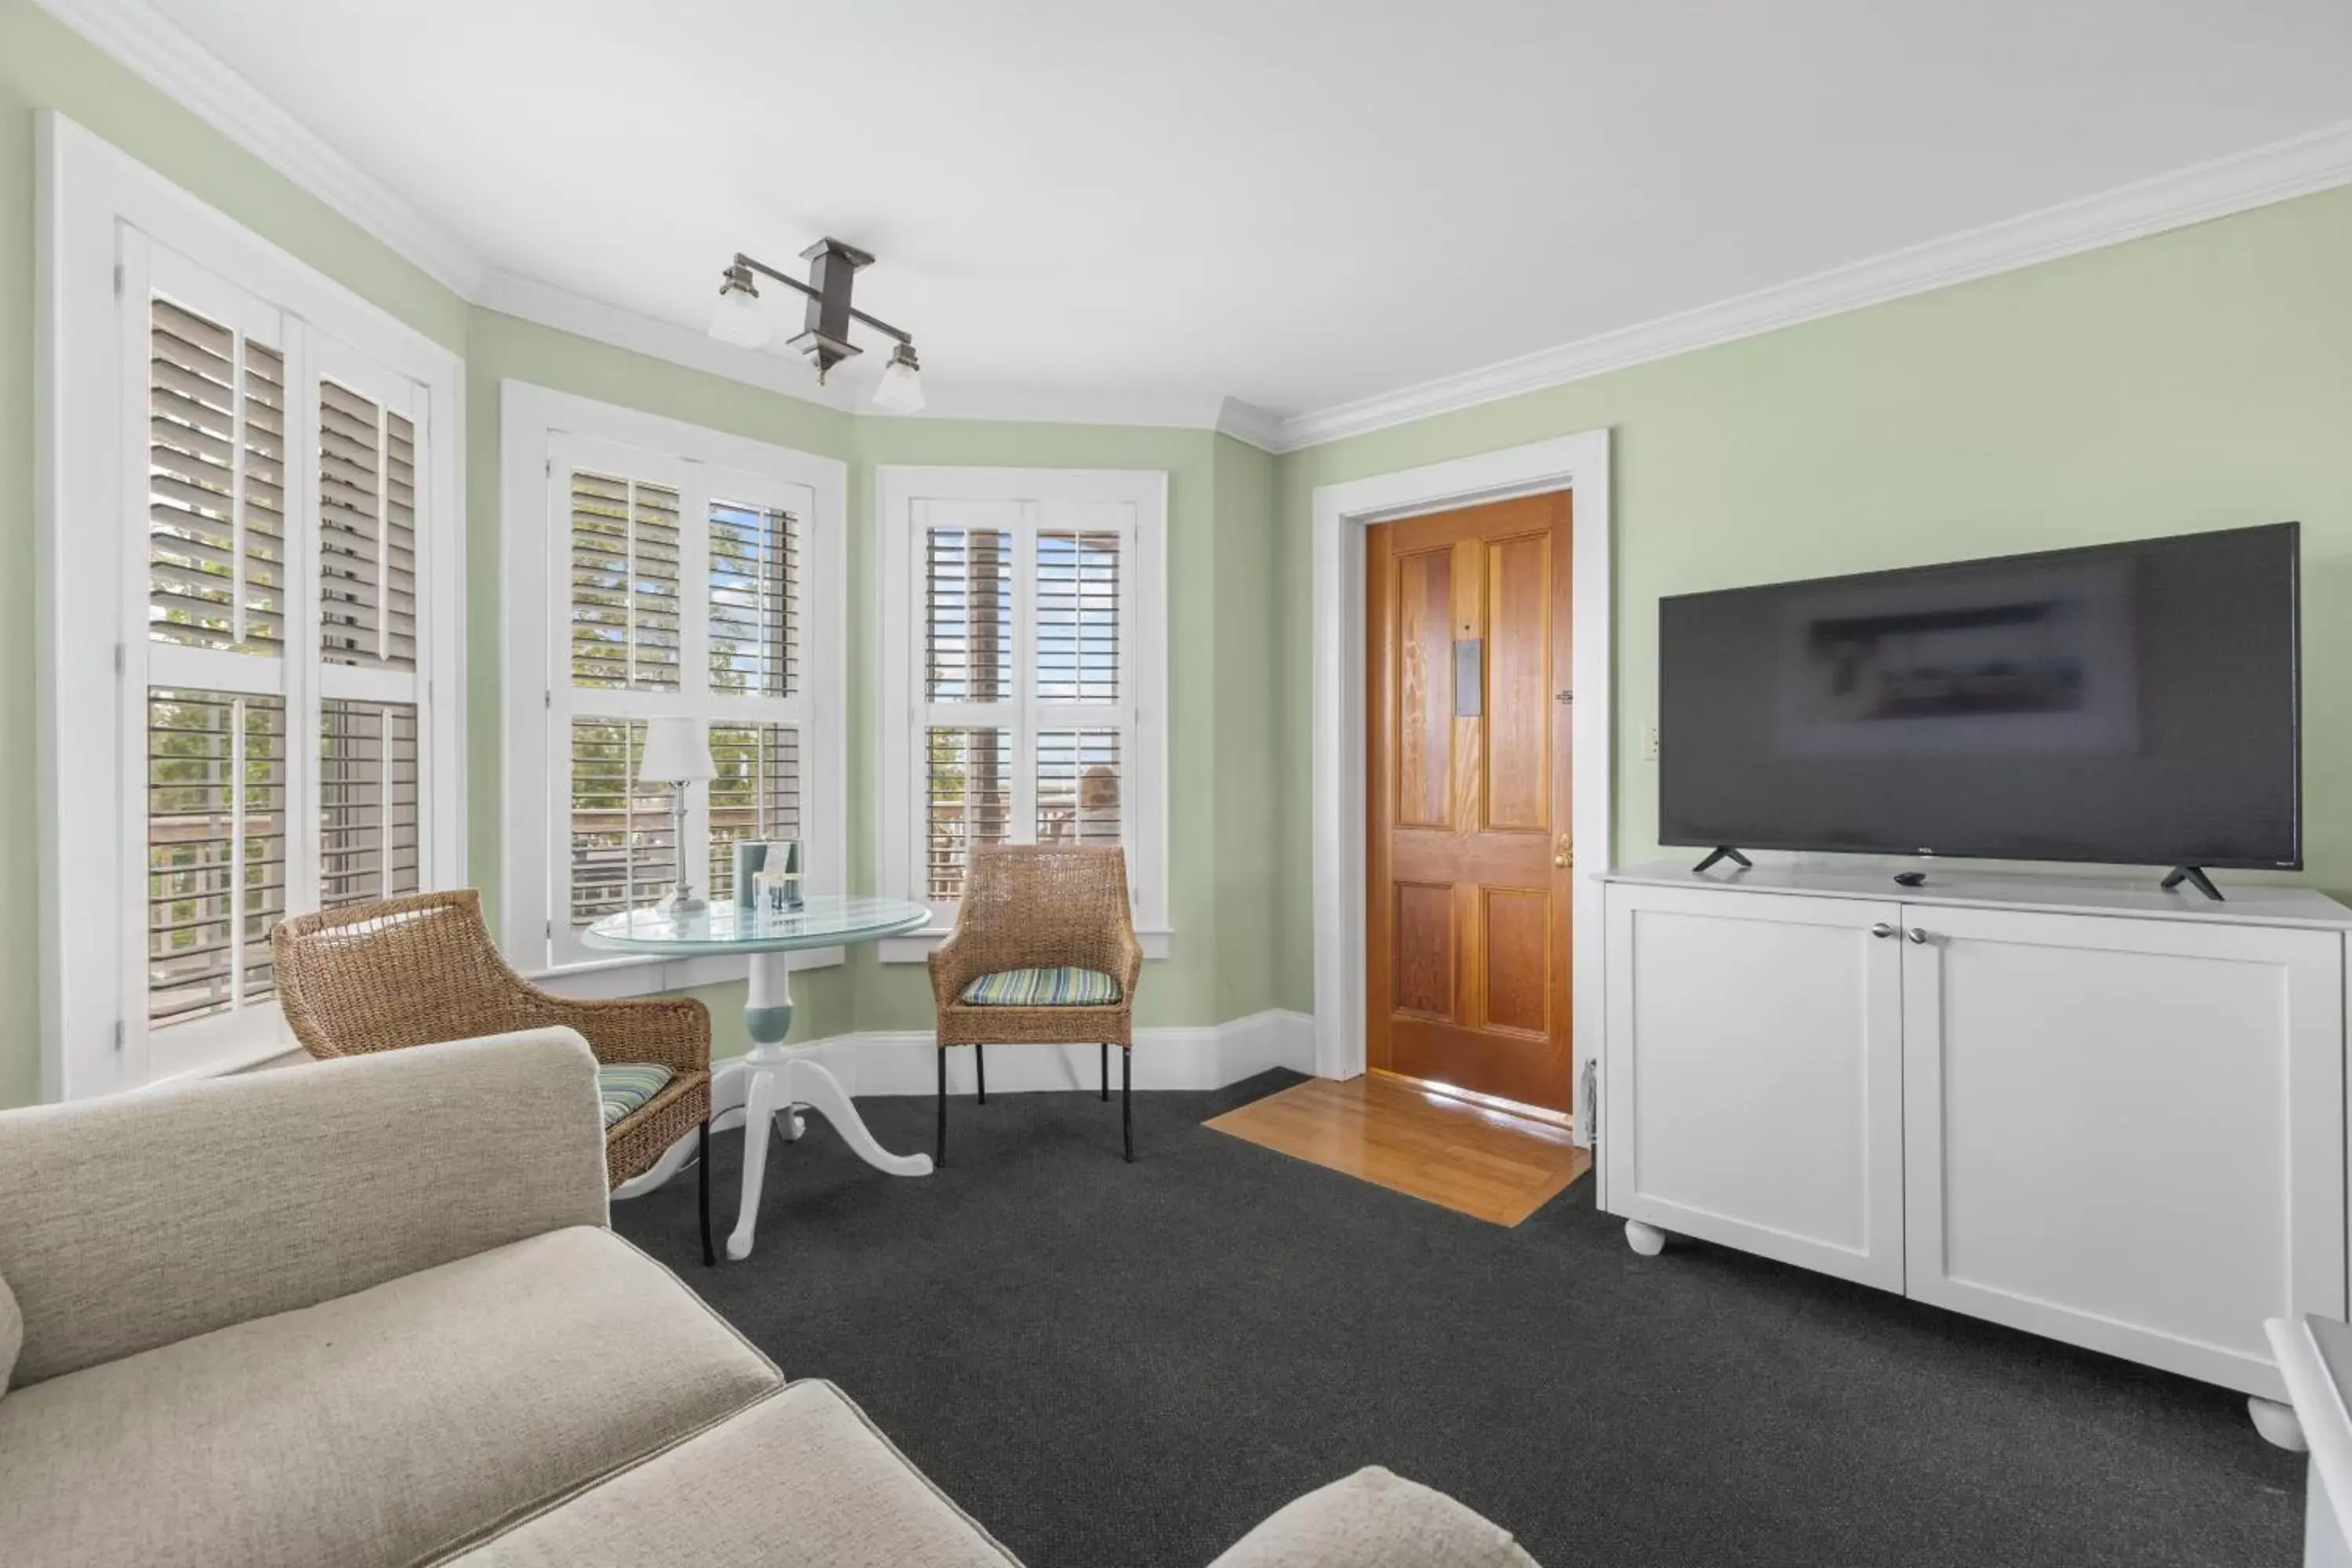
left=1691, top=846, right=1752, bottom=876
left=2161, top=866, right=2224, bottom=902
left=1624, top=1220, right=1668, bottom=1257
left=2249, top=1396, right=2307, bottom=1452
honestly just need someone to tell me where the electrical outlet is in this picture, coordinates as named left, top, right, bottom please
left=1642, top=724, right=1661, bottom=761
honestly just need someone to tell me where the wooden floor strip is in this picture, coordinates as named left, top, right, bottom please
left=1206, top=1073, right=1590, bottom=1226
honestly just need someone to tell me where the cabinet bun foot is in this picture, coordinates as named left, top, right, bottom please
left=1624, top=1219, right=1668, bottom=1257
left=2249, top=1396, right=2307, bottom=1452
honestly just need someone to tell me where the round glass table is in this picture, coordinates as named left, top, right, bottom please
left=583, top=894, right=933, bottom=1261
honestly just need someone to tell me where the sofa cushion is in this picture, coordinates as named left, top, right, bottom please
left=597, top=1064, right=675, bottom=1127
left=457, top=1379, right=1022, bottom=1567
left=1208, top=1465, right=1541, bottom=1568
left=0, top=1225, right=779, bottom=1568
left=959, top=967, right=1120, bottom=1007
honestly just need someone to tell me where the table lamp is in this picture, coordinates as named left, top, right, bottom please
left=639, top=716, right=715, bottom=916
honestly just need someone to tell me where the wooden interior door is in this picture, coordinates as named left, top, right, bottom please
left=1367, top=494, right=1573, bottom=1113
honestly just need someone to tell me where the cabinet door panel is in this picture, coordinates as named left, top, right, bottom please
left=1604, top=885, right=1904, bottom=1289
left=1902, top=906, right=2345, bottom=1399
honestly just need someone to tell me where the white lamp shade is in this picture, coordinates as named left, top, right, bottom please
left=872, top=355, right=926, bottom=414
left=638, top=716, right=716, bottom=783
left=710, top=285, right=771, bottom=349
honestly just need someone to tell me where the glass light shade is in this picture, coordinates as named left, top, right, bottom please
left=709, top=282, right=771, bottom=349
left=872, top=353, right=926, bottom=414
left=638, top=716, right=716, bottom=783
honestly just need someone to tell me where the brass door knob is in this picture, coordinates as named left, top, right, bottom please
left=1554, top=833, right=1573, bottom=869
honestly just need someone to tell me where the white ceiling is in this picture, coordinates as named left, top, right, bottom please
left=142, top=0, right=2352, bottom=423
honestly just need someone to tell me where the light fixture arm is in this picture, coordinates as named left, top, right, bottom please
left=731, top=252, right=913, bottom=346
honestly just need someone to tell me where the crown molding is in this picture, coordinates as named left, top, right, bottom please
left=1272, top=118, right=2352, bottom=452
left=38, top=0, right=2352, bottom=456
left=32, top=0, right=488, bottom=296
left=1213, top=397, right=1286, bottom=453
left=474, top=267, right=855, bottom=411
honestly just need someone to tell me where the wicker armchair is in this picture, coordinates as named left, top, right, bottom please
left=927, top=845, right=1145, bottom=1163
left=271, top=889, right=714, bottom=1264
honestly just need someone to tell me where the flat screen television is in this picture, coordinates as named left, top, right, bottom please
left=1657, top=522, right=2301, bottom=872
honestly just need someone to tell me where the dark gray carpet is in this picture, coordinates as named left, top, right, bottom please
left=613, top=1071, right=2301, bottom=1568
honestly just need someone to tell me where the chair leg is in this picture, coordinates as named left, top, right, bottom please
left=975, top=1043, right=987, bottom=1105
left=698, top=1119, right=714, bottom=1268
left=1100, top=1041, right=1109, bottom=1102
left=1123, top=1044, right=1134, bottom=1163
left=935, top=1047, right=948, bottom=1168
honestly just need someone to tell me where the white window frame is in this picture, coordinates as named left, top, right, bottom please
left=499, top=381, right=848, bottom=995
left=36, top=112, right=466, bottom=1102
left=876, top=466, right=1171, bottom=962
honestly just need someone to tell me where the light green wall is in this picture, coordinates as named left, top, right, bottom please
left=1272, top=186, right=2352, bottom=1012
left=0, top=1, right=469, bottom=1107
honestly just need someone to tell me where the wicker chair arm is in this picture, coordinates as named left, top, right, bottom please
left=510, top=985, right=711, bottom=1075
left=928, top=929, right=981, bottom=1012
left=1113, top=919, right=1145, bottom=1002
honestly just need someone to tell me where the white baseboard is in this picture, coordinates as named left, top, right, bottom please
left=706, top=1007, right=1314, bottom=1117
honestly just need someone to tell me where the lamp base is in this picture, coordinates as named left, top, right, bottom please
left=656, top=887, right=707, bottom=917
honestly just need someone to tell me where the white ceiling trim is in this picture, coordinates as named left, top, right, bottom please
left=37, top=0, right=2352, bottom=458
left=1273, top=118, right=2352, bottom=453
left=34, top=0, right=488, bottom=296
left=474, top=267, right=856, bottom=411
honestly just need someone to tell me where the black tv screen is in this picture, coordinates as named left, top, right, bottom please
left=1657, top=523, right=2301, bottom=869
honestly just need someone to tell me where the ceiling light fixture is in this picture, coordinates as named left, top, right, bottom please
left=708, top=238, right=924, bottom=413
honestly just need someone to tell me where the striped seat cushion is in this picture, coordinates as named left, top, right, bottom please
left=597, top=1064, right=674, bottom=1129
left=959, top=967, right=1120, bottom=1007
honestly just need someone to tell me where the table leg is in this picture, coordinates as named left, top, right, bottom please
left=725, top=952, right=931, bottom=1263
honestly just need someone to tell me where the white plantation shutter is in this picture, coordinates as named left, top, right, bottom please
left=537, top=429, right=820, bottom=971
left=44, top=136, right=463, bottom=1101
left=571, top=470, right=682, bottom=691
left=568, top=718, right=676, bottom=927
left=902, top=492, right=1146, bottom=923
left=710, top=501, right=796, bottom=698
left=147, top=299, right=287, bottom=655
left=145, top=688, right=286, bottom=1026
left=320, top=699, right=420, bottom=906
left=110, top=244, right=452, bottom=1083
left=709, top=722, right=801, bottom=900
left=318, top=379, right=418, bottom=670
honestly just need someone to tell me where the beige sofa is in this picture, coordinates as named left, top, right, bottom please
left=0, top=1029, right=1538, bottom=1567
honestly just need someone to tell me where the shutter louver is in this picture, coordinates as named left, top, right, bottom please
left=146, top=688, right=287, bottom=1027
left=148, top=298, right=286, bottom=655
left=321, top=699, right=421, bottom=907
left=708, top=723, right=802, bottom=900
left=569, top=718, right=677, bottom=926
left=318, top=381, right=418, bottom=670
left=926, top=727, right=1011, bottom=902
left=1036, top=530, right=1120, bottom=702
left=572, top=471, right=681, bottom=691
left=1036, top=729, right=1122, bottom=848
left=710, top=501, right=797, bottom=697
left=925, top=528, right=1011, bottom=702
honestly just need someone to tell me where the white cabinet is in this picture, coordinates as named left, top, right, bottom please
left=1604, top=885, right=1905, bottom=1289
left=1602, top=865, right=2350, bottom=1412
left=1902, top=904, right=2344, bottom=1399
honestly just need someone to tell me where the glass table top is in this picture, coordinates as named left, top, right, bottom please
left=581, top=895, right=933, bottom=956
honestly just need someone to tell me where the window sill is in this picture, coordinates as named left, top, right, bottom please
left=525, top=946, right=846, bottom=1000
left=877, top=927, right=1174, bottom=964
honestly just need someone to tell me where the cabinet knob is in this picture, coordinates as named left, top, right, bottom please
left=1906, top=926, right=1929, bottom=944
left=1870, top=922, right=1894, bottom=939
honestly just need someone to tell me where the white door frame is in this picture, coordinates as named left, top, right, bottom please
left=1309, top=430, right=1613, bottom=1141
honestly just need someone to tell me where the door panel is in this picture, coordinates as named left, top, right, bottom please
left=1604, top=884, right=1907, bottom=1290
left=1367, top=494, right=1573, bottom=1112
left=1902, top=904, right=2346, bottom=1398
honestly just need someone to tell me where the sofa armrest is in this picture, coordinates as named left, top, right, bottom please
left=1208, top=1467, right=1541, bottom=1568
left=0, top=1029, right=608, bottom=1388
